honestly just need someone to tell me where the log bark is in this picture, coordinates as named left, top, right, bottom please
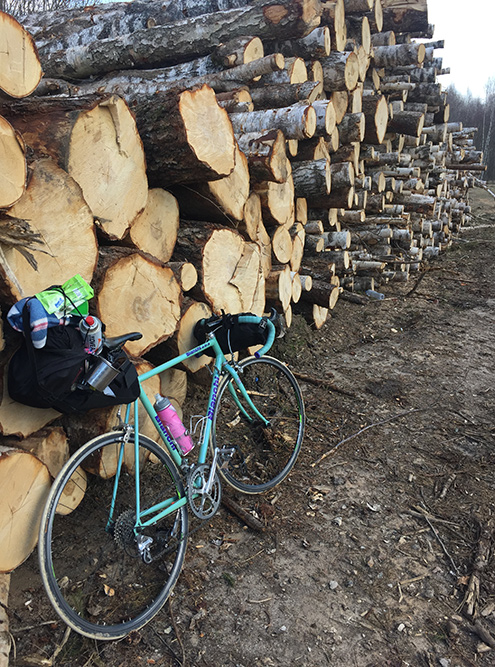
left=2, top=95, right=148, bottom=241
left=0, top=446, right=51, bottom=573
left=0, top=573, right=10, bottom=666
left=292, top=159, right=331, bottom=197
left=229, top=104, right=317, bottom=140
left=0, top=11, right=42, bottom=98
left=380, top=0, right=429, bottom=36
left=95, top=250, right=182, bottom=357
left=268, top=26, right=331, bottom=59
left=262, top=56, right=308, bottom=85
left=68, top=53, right=285, bottom=98
left=372, top=43, right=425, bottom=68
left=237, top=130, right=290, bottom=183
left=0, top=159, right=98, bottom=304
left=320, top=51, right=360, bottom=92
left=133, top=85, right=236, bottom=187
left=321, top=0, right=347, bottom=52
left=0, top=116, right=26, bottom=209
left=249, top=80, right=322, bottom=109
left=338, top=112, right=366, bottom=143
left=39, top=0, right=322, bottom=79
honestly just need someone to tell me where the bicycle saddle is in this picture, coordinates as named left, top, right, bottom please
left=103, top=332, right=143, bottom=350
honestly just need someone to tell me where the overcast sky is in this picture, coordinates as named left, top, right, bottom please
left=426, top=0, right=495, bottom=99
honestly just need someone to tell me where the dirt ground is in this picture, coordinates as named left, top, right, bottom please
left=7, top=184, right=495, bottom=667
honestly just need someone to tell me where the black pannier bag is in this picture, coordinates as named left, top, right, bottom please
left=193, top=312, right=269, bottom=358
left=8, top=302, right=140, bottom=414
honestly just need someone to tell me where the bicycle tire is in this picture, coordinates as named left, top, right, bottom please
left=212, top=356, right=305, bottom=494
left=38, top=432, right=188, bottom=640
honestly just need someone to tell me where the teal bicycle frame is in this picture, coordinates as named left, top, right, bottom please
left=107, top=324, right=274, bottom=533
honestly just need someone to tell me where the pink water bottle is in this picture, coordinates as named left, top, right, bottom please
left=153, top=394, right=194, bottom=455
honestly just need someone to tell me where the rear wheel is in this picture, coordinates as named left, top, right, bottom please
left=38, top=432, right=188, bottom=640
left=212, top=356, right=305, bottom=494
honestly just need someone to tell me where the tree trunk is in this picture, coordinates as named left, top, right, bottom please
left=0, top=446, right=51, bottom=573
left=229, top=104, right=317, bottom=140
left=253, top=174, right=295, bottom=227
left=292, top=159, right=332, bottom=197
left=2, top=95, right=148, bottom=241
left=249, top=80, right=322, bottom=109
left=10, top=427, right=69, bottom=478
left=362, top=94, right=389, bottom=144
left=39, top=0, right=322, bottom=79
left=380, top=0, right=429, bottom=36
left=236, top=130, right=290, bottom=184
left=0, top=159, right=98, bottom=304
left=320, top=51, right=360, bottom=92
left=0, top=116, right=26, bottom=209
left=172, top=143, right=250, bottom=224
left=373, top=43, right=425, bottom=68
left=127, top=189, right=179, bottom=264
left=320, top=0, right=347, bottom=52
left=133, top=85, right=236, bottom=187
left=268, top=26, right=331, bottom=60
left=95, top=250, right=182, bottom=357
left=0, top=11, right=42, bottom=98
left=338, top=112, right=366, bottom=143
left=265, top=265, right=292, bottom=311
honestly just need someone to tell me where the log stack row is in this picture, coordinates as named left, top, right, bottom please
left=0, top=0, right=485, bottom=575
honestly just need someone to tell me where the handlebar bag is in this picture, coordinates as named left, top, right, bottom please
left=8, top=301, right=139, bottom=414
left=193, top=312, right=269, bottom=358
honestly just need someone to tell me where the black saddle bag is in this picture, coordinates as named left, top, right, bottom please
left=8, top=303, right=139, bottom=414
left=193, top=312, right=269, bottom=358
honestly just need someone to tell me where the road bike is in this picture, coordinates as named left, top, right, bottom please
left=38, top=313, right=305, bottom=640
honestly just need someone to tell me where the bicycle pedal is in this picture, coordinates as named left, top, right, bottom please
left=218, top=447, right=236, bottom=469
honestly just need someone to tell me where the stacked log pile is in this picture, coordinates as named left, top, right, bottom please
left=0, top=0, right=486, bottom=577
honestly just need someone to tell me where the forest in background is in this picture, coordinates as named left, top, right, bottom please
left=447, top=81, right=495, bottom=181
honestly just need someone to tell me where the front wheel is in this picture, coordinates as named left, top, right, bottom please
left=212, top=356, right=305, bottom=494
left=38, top=432, right=188, bottom=640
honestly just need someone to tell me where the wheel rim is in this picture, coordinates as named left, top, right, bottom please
left=40, top=435, right=187, bottom=638
left=212, top=357, right=305, bottom=493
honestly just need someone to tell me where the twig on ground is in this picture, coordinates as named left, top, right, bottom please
left=311, top=408, right=423, bottom=467
left=468, top=620, right=495, bottom=649
left=417, top=504, right=459, bottom=576
left=49, top=626, right=71, bottom=665
left=458, top=517, right=494, bottom=617
left=221, top=494, right=264, bottom=531
left=292, top=371, right=356, bottom=397
left=438, top=473, right=457, bottom=499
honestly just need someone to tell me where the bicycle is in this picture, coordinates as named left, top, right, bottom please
left=38, top=313, right=305, bottom=640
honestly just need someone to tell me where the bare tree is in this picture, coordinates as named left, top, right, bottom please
left=1, top=0, right=94, bottom=18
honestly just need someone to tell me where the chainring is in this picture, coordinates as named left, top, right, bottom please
left=187, top=464, right=222, bottom=520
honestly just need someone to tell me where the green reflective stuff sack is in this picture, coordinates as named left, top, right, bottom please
left=36, top=274, right=93, bottom=317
